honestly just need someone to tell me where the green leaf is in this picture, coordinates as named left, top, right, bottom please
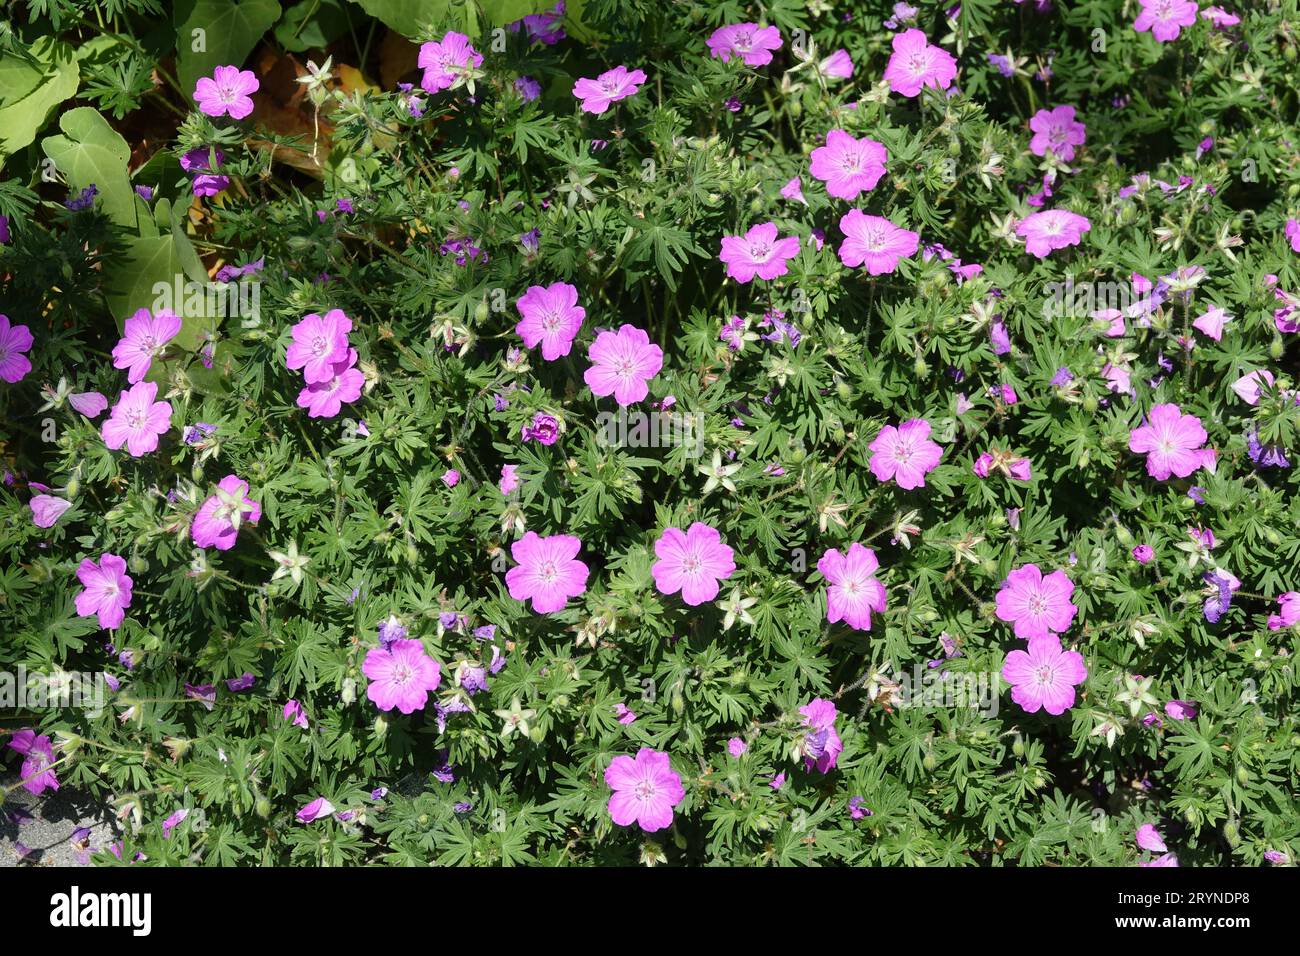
left=40, top=107, right=136, bottom=230
left=173, top=0, right=283, bottom=92
left=0, top=39, right=80, bottom=166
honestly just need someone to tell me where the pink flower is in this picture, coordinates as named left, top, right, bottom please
left=652, top=522, right=736, bottom=606
left=515, top=282, right=585, bottom=360
left=1134, top=0, right=1199, bottom=42
left=193, top=65, right=259, bottom=119
left=1192, top=306, right=1230, bottom=341
left=1231, top=369, right=1273, bottom=405
left=286, top=309, right=352, bottom=384
left=1267, top=592, right=1300, bottom=630
left=1201, top=6, right=1240, bottom=28
left=296, top=797, right=336, bottom=823
left=1164, top=699, right=1197, bottom=720
left=727, top=737, right=748, bottom=757
left=1016, top=210, right=1091, bottom=258
left=1140, top=852, right=1180, bottom=867
left=706, top=23, right=782, bottom=66
left=1287, top=218, right=1300, bottom=254
left=996, top=564, right=1078, bottom=641
left=0, top=313, right=34, bottom=383
left=780, top=176, right=806, bottom=205
left=809, top=129, right=888, bottom=200
left=817, top=543, right=887, bottom=631
left=1136, top=824, right=1168, bottom=852
left=1028, top=105, right=1086, bottom=161
left=75, top=552, right=133, bottom=630
left=29, top=494, right=71, bottom=528
left=8, top=729, right=59, bottom=795
left=837, top=210, right=919, bottom=275
left=883, top=29, right=957, bottom=97
left=283, top=699, right=309, bottom=729
left=506, top=531, right=590, bottom=613
left=69, top=391, right=107, bottom=417
left=799, top=698, right=842, bottom=773
left=613, top=703, right=637, bottom=724
left=605, top=748, right=685, bottom=832
left=718, top=222, right=800, bottom=283
left=1128, top=403, right=1208, bottom=480
left=362, top=638, right=441, bottom=714
left=820, top=48, right=854, bottom=79
left=500, top=464, right=520, bottom=495
left=572, top=65, right=646, bottom=114
left=102, top=381, right=172, bottom=457
left=441, top=469, right=460, bottom=487
left=418, top=31, right=483, bottom=93
left=297, top=351, right=363, bottom=418
left=191, top=474, right=260, bottom=551
left=1001, top=634, right=1087, bottom=716
left=111, top=308, right=182, bottom=384
left=584, top=324, right=664, bottom=405
left=868, top=418, right=943, bottom=490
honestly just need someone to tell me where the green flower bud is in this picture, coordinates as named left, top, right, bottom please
left=1012, top=736, right=1025, bottom=757
left=1082, top=395, right=1099, bottom=414
left=474, top=299, right=491, bottom=324
left=1236, top=767, right=1250, bottom=785
left=1115, top=525, right=1134, bottom=547
left=528, top=723, right=545, bottom=744
left=255, top=797, right=272, bottom=818
left=1270, top=336, right=1285, bottom=360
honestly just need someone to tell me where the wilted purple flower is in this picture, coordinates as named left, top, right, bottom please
left=182, top=422, right=217, bottom=445
left=1050, top=367, right=1073, bottom=387
left=515, top=76, right=541, bottom=102
left=185, top=683, right=216, bottom=710
left=1247, top=429, right=1290, bottom=469
left=1202, top=570, right=1240, bottom=623
left=990, top=320, right=1010, bottom=354
left=65, top=185, right=98, bottom=211
left=848, top=796, right=873, bottom=819
left=522, top=412, right=559, bottom=445
left=987, top=53, right=1014, bottom=77
left=226, top=672, right=255, bottom=692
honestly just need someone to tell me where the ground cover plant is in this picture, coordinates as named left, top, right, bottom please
left=1, top=0, right=1299, bottom=867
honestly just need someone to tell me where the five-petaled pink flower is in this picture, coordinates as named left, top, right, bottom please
left=506, top=531, right=590, bottom=613
left=193, top=65, right=259, bottom=120
left=515, top=282, right=585, bottom=360
left=572, top=65, right=646, bottom=114
left=102, top=381, right=172, bottom=457
left=112, top=308, right=181, bottom=384
left=883, top=28, right=958, bottom=98
left=652, top=522, right=736, bottom=606
left=996, top=563, right=1078, bottom=641
left=362, top=638, right=441, bottom=714
left=809, top=129, right=888, bottom=200
left=1016, top=210, right=1091, bottom=258
left=868, top=418, right=943, bottom=489
left=584, top=324, right=663, bottom=405
left=718, top=222, right=801, bottom=283
left=818, top=543, right=887, bottom=631
left=837, top=210, right=919, bottom=275
left=706, top=23, right=783, bottom=66
left=1001, top=634, right=1087, bottom=716
left=29, top=494, right=72, bottom=528
left=1134, top=0, right=1200, bottom=42
left=418, top=31, right=483, bottom=93
left=191, top=474, right=261, bottom=551
left=286, top=309, right=353, bottom=384
left=605, top=748, right=685, bottom=832
left=8, top=729, right=59, bottom=795
left=799, top=698, right=843, bottom=773
left=1128, top=402, right=1209, bottom=480
left=297, top=349, right=363, bottom=418
left=75, top=552, right=133, bottom=630
left=0, top=313, right=34, bottom=383
left=1028, top=106, right=1087, bottom=162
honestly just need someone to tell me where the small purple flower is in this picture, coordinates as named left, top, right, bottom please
left=1132, top=544, right=1154, bottom=564
left=848, top=796, right=873, bottom=820
left=1050, top=367, right=1073, bottom=387
left=522, top=412, right=559, bottom=445
left=515, top=76, right=541, bottom=102
left=225, top=672, right=255, bottom=692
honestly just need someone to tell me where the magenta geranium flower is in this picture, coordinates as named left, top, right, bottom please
left=572, top=65, right=646, bottom=114
left=718, top=222, right=800, bottom=283
left=102, top=381, right=172, bottom=457
left=191, top=474, right=261, bottom=551
left=837, top=210, right=919, bottom=275
left=193, top=65, right=259, bottom=119
left=818, top=543, right=887, bottom=631
left=75, top=552, right=132, bottom=630
left=883, top=28, right=957, bottom=97
left=1136, top=824, right=1167, bottom=852
left=809, top=129, right=888, bottom=200
left=515, top=282, right=585, bottom=360
left=868, top=418, right=943, bottom=489
left=995, top=563, right=1078, bottom=641
left=584, top=324, right=663, bottom=405
left=1016, top=210, right=1091, bottom=258
left=652, top=522, right=736, bottom=606
left=69, top=391, right=107, bottom=417
left=297, top=351, right=363, bottom=418
left=8, top=729, right=59, bottom=795
left=286, top=309, right=352, bottom=384
left=706, top=23, right=782, bottom=66
left=1134, top=0, right=1199, bottom=42
left=0, top=313, right=34, bottom=383
left=1267, top=591, right=1300, bottom=630
left=1028, top=105, right=1086, bottom=161
left=111, top=308, right=182, bottom=384
left=799, top=698, right=842, bottom=773
left=296, top=797, right=336, bottom=823
left=29, top=494, right=72, bottom=528
left=505, top=531, right=590, bottom=613
left=1001, top=634, right=1087, bottom=716
left=1287, top=218, right=1300, bottom=254
left=1231, top=369, right=1273, bottom=405
left=418, top=31, right=483, bottom=93
left=362, top=638, right=441, bottom=714
left=605, top=748, right=685, bottom=832
left=1128, top=403, right=1208, bottom=480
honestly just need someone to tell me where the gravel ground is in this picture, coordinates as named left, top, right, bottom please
left=1, top=773, right=120, bottom=867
